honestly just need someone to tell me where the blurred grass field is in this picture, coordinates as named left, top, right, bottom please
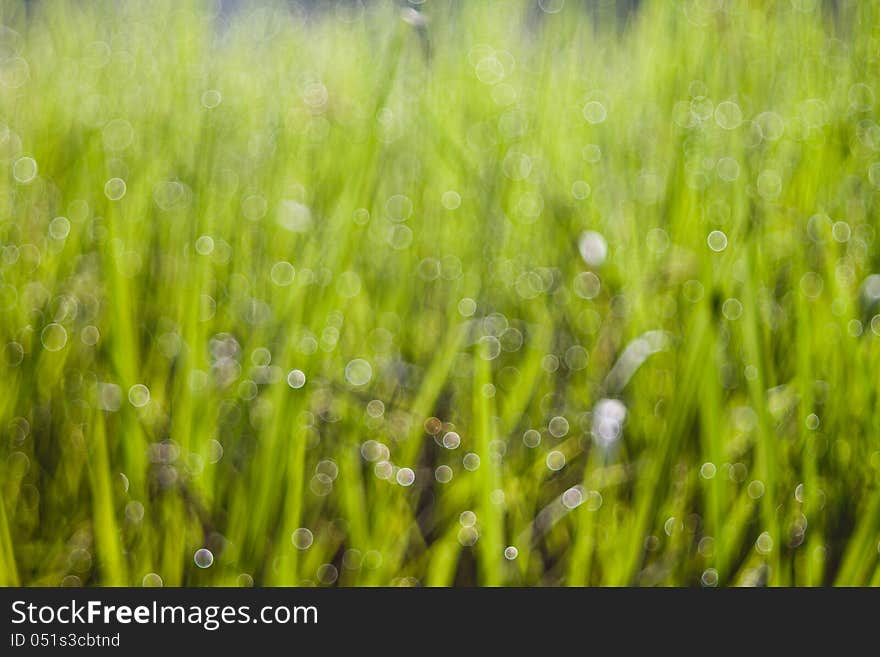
left=1, top=0, right=880, bottom=587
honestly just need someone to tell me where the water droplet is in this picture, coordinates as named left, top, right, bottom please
left=573, top=272, right=601, bottom=299
left=201, top=89, right=222, bottom=108
left=104, top=177, right=127, bottom=200
left=755, top=532, right=773, bottom=555
left=287, top=369, right=306, bottom=389
left=441, top=190, right=461, bottom=210
left=592, top=398, right=627, bottom=446
left=546, top=450, right=566, bottom=471
left=722, top=298, right=743, bottom=320
left=463, top=452, right=481, bottom=471
left=578, top=231, right=608, bottom=266
left=701, top=568, right=719, bottom=587
left=128, top=384, right=150, bottom=408
left=435, top=465, right=453, bottom=483
left=562, top=486, right=583, bottom=509
left=747, top=480, right=765, bottom=499
left=292, top=528, right=314, bottom=550
left=582, top=100, right=607, bottom=124
left=396, top=467, right=415, bottom=486
left=194, top=548, right=214, bottom=568
left=49, top=216, right=71, bottom=240
left=714, top=101, right=742, bottom=129
left=12, top=156, right=37, bottom=183
left=716, top=156, right=740, bottom=182
left=707, top=230, right=728, bottom=252
left=317, top=563, right=338, bottom=585
left=458, top=297, right=477, bottom=317
left=103, top=119, right=134, bottom=151
left=270, top=261, right=295, bottom=286
left=142, top=573, right=163, bottom=587
left=548, top=416, right=569, bottom=438
left=345, top=358, right=372, bottom=386
left=523, top=429, right=541, bottom=448
left=478, top=335, right=501, bottom=360
left=457, top=526, right=479, bottom=546
left=571, top=180, right=591, bottom=200
left=41, top=323, right=68, bottom=351
left=538, top=0, right=565, bottom=13
left=757, top=170, right=782, bottom=200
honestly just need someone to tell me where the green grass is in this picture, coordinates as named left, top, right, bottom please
left=1, top=0, right=880, bottom=587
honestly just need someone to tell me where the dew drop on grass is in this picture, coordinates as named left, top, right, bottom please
left=578, top=231, right=608, bottom=266
left=442, top=431, right=461, bottom=449
left=345, top=358, right=372, bottom=386
left=571, top=180, right=591, bottom=199
left=523, top=429, right=541, bottom=448
left=441, top=190, right=461, bottom=209
left=562, top=486, right=584, bottom=509
left=478, top=335, right=501, bottom=360
left=462, top=452, right=481, bottom=471
left=12, top=156, right=37, bottom=183
left=201, top=89, right=222, bottom=108
left=573, top=272, right=601, bottom=299
left=457, top=526, right=479, bottom=546
left=128, top=384, right=150, bottom=407
left=142, top=573, right=163, bottom=587
left=102, top=119, right=134, bottom=151
left=458, top=297, right=477, bottom=317
left=396, top=467, right=415, bottom=486
left=701, top=569, right=719, bottom=587
left=747, top=480, right=765, bottom=499
left=548, top=416, right=569, bottom=438
left=700, top=462, right=717, bottom=479
left=310, top=473, right=333, bottom=496
left=287, top=369, right=306, bottom=389
left=755, top=532, right=773, bottom=555
left=756, top=169, right=782, bottom=199
left=582, top=100, right=607, bottom=124
left=546, top=450, right=566, bottom=471
left=195, top=235, right=214, bottom=255
left=0, top=56, right=29, bottom=88
left=716, top=156, right=740, bottom=181
left=582, top=144, right=601, bottom=162
left=317, top=564, right=338, bottom=585
left=755, top=111, right=784, bottom=140
left=504, top=546, right=519, bottom=560
left=194, top=548, right=214, bottom=568
left=104, top=177, right=126, bottom=200
left=49, top=216, right=71, bottom=240
left=722, top=298, right=743, bottom=320
left=366, top=400, right=385, bottom=418
left=539, top=0, right=565, bottom=13
left=714, top=101, right=742, bottom=129
left=564, top=345, right=589, bottom=371
left=385, top=194, right=413, bottom=222
left=41, top=323, right=68, bottom=351
left=592, top=398, right=627, bottom=446
left=292, top=528, right=314, bottom=550
left=434, top=465, right=453, bottom=483
left=707, top=230, right=728, bottom=252
left=271, top=261, right=295, bottom=286
left=5, top=342, right=23, bottom=366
